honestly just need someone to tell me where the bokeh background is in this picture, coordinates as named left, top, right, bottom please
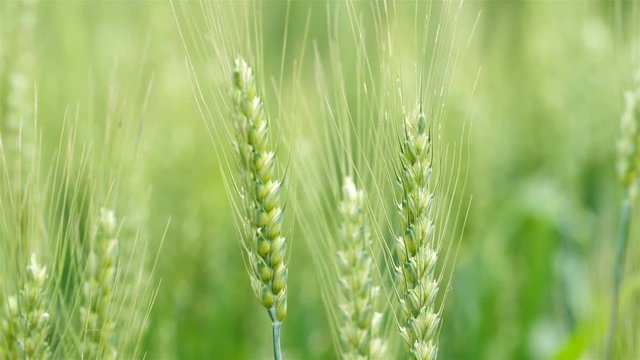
left=1, top=1, right=639, bottom=359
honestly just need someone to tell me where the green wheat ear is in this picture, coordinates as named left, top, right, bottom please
left=607, top=75, right=640, bottom=359
left=80, top=207, right=119, bottom=360
left=1, top=253, right=51, bottom=360
left=336, top=176, right=387, bottom=360
left=395, top=105, right=440, bottom=360
left=617, top=77, right=640, bottom=194
left=231, top=58, right=288, bottom=359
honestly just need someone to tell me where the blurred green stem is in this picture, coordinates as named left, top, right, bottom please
left=606, top=191, right=632, bottom=360
left=269, top=309, right=283, bottom=360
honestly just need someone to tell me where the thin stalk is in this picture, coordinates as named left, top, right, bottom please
left=606, top=190, right=632, bottom=360
left=269, top=308, right=283, bottom=360
left=272, top=320, right=283, bottom=360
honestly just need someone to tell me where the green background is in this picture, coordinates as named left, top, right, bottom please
left=1, top=1, right=639, bottom=359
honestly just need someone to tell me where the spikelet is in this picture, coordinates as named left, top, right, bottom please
left=230, top=58, right=288, bottom=325
left=395, top=106, right=440, bottom=360
left=0, top=253, right=51, bottom=359
left=80, top=208, right=118, bottom=360
left=336, top=177, right=387, bottom=360
left=617, top=74, right=640, bottom=197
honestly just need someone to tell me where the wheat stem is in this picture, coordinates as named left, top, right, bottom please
left=269, top=309, right=283, bottom=360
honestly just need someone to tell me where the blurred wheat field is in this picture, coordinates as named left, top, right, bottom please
left=1, top=0, right=639, bottom=359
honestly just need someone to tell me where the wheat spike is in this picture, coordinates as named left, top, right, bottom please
left=0, top=253, right=51, bottom=359
left=395, top=105, right=440, bottom=360
left=607, top=73, right=640, bottom=359
left=231, top=58, right=288, bottom=359
left=336, top=176, right=387, bottom=360
left=80, top=208, right=118, bottom=360
left=617, top=75, right=640, bottom=196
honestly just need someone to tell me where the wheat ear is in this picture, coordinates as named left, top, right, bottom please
left=606, top=75, right=640, bottom=359
left=616, top=76, right=640, bottom=196
left=394, top=106, right=440, bottom=360
left=336, top=176, right=387, bottom=360
left=80, top=208, right=118, bottom=360
left=1, top=253, right=51, bottom=359
left=231, top=58, right=288, bottom=360
left=3, top=0, right=38, bottom=196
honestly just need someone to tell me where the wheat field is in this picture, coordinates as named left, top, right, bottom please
left=1, top=0, right=639, bottom=359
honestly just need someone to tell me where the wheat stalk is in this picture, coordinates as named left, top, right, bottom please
left=80, top=207, right=118, bottom=360
left=231, top=57, right=288, bottom=360
left=336, top=176, right=387, bottom=360
left=0, top=253, right=51, bottom=360
left=394, top=105, right=440, bottom=360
